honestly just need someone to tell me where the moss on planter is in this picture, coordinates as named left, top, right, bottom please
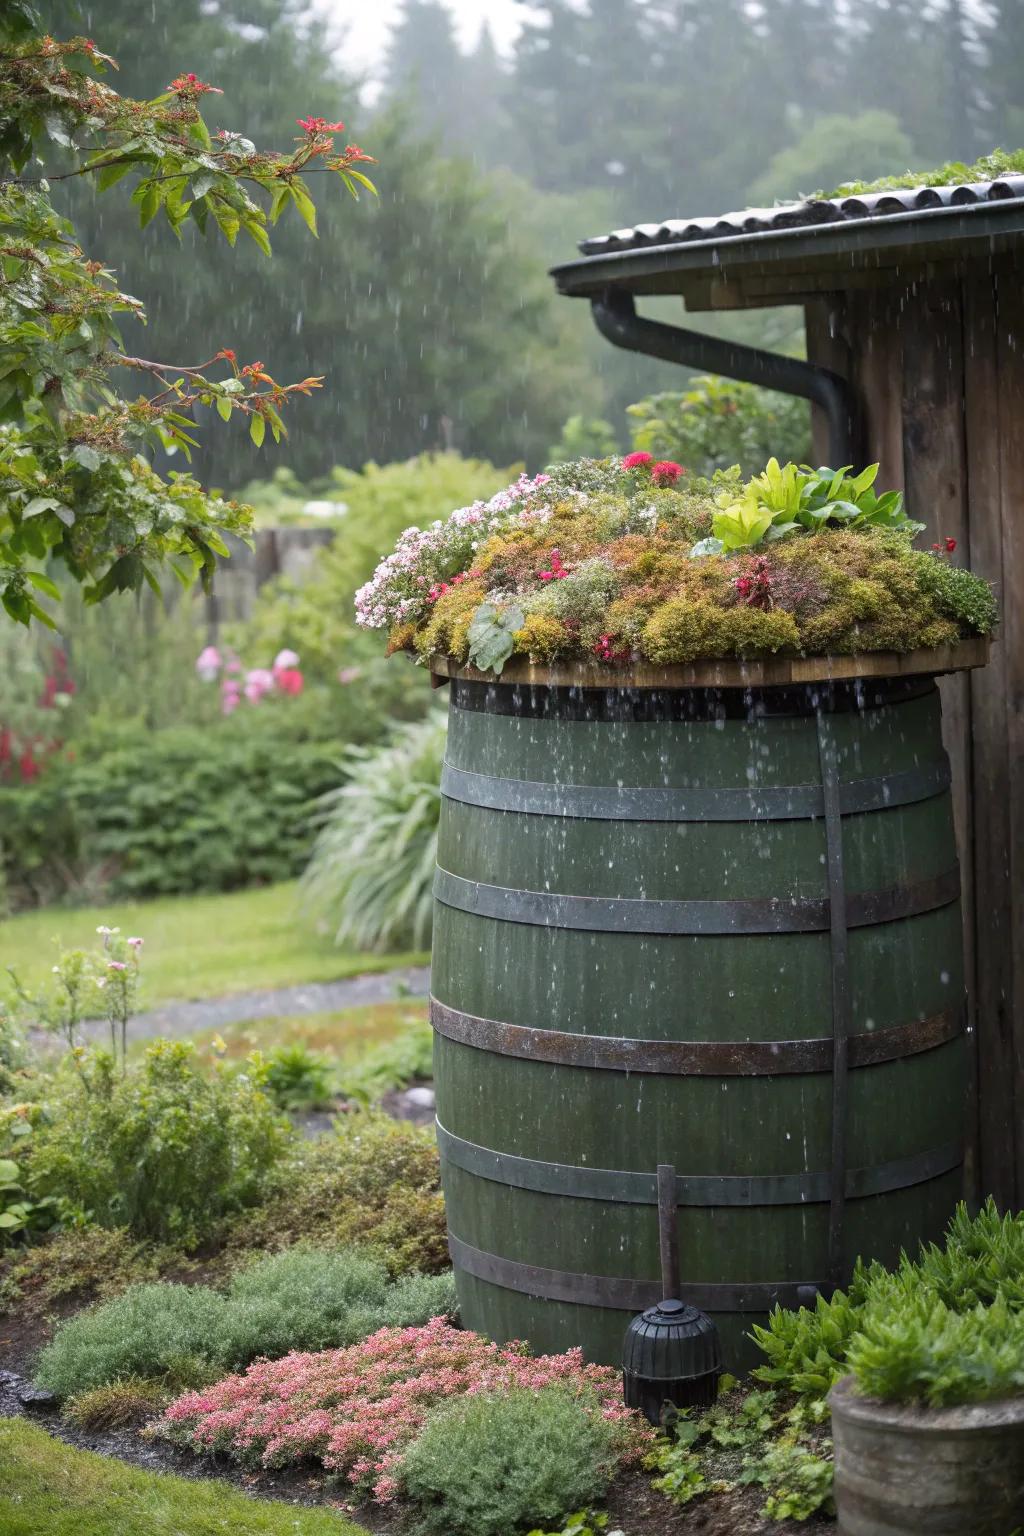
left=357, top=457, right=997, bottom=670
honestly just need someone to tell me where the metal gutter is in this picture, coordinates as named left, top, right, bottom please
left=590, top=290, right=855, bottom=464
left=552, top=198, right=1024, bottom=298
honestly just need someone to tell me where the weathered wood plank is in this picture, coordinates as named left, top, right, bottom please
left=851, top=289, right=905, bottom=489
left=899, top=280, right=975, bottom=1201
left=995, top=267, right=1024, bottom=1204
left=805, top=297, right=860, bottom=465
left=963, top=272, right=1016, bottom=1208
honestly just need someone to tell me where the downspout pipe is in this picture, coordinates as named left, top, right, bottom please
left=591, top=289, right=856, bottom=466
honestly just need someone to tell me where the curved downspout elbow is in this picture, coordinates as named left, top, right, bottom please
left=591, top=290, right=856, bottom=466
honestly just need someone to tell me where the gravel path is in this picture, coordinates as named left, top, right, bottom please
left=29, top=965, right=431, bottom=1049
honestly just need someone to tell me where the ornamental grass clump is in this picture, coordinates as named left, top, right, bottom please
left=156, top=1317, right=650, bottom=1503
left=357, top=455, right=997, bottom=672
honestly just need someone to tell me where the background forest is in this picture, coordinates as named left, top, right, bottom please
left=37, top=0, right=1024, bottom=485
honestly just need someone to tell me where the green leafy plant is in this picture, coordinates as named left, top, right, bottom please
left=226, top=1115, right=449, bottom=1278
left=337, top=1015, right=433, bottom=1107
left=34, top=1245, right=457, bottom=1398
left=847, top=1292, right=1024, bottom=1407
left=646, top=1439, right=724, bottom=1505
left=467, top=602, right=525, bottom=675
left=752, top=1201, right=1024, bottom=1408
left=739, top=1438, right=835, bottom=1521
left=528, top=1514, right=622, bottom=1536
left=302, top=712, right=445, bottom=952
left=398, top=1385, right=624, bottom=1536
left=693, top=460, right=920, bottom=556
left=0, top=10, right=374, bottom=624
left=27, top=1040, right=285, bottom=1245
left=263, top=1043, right=334, bottom=1112
left=825, top=147, right=1024, bottom=198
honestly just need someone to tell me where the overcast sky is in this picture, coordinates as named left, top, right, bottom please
left=313, top=0, right=528, bottom=85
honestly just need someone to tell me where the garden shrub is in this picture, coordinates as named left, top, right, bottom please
left=228, top=1115, right=448, bottom=1276
left=626, top=376, right=811, bottom=478
left=398, top=1386, right=623, bottom=1536
left=35, top=1282, right=227, bottom=1399
left=302, top=711, right=446, bottom=953
left=0, top=1226, right=167, bottom=1319
left=156, top=1318, right=648, bottom=1502
left=34, top=1246, right=458, bottom=1398
left=0, top=710, right=342, bottom=908
left=27, top=1041, right=285, bottom=1246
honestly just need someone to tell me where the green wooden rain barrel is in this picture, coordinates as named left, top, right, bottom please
left=430, top=646, right=983, bottom=1369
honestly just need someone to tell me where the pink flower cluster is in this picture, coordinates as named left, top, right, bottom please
left=354, top=473, right=554, bottom=632
left=157, top=1317, right=648, bottom=1503
left=195, top=647, right=304, bottom=714
left=537, top=548, right=569, bottom=582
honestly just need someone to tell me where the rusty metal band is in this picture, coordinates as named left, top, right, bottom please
left=449, top=676, right=936, bottom=722
left=441, top=757, right=950, bottom=823
left=433, top=865, right=960, bottom=935
left=437, top=1121, right=963, bottom=1207
left=448, top=1234, right=823, bottom=1313
left=430, top=996, right=962, bottom=1075
left=818, top=712, right=851, bottom=1288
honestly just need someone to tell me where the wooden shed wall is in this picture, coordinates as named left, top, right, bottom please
left=806, top=267, right=1024, bottom=1209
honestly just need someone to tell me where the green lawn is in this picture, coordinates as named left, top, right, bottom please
left=0, top=883, right=426, bottom=1006
left=0, top=1419, right=365, bottom=1535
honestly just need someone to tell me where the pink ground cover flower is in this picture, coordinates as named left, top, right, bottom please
left=156, top=1318, right=648, bottom=1503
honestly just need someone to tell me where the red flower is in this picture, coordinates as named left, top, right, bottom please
left=216, top=348, right=237, bottom=364
left=945, top=537, right=957, bottom=553
left=297, top=116, right=345, bottom=135
left=274, top=667, right=304, bottom=696
left=652, top=460, right=684, bottom=486
left=168, top=72, right=221, bottom=96
left=622, top=451, right=653, bottom=470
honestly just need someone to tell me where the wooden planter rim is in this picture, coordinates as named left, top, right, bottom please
left=428, top=636, right=991, bottom=691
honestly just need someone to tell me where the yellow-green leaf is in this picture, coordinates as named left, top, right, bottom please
left=250, top=412, right=266, bottom=447
left=289, top=180, right=318, bottom=236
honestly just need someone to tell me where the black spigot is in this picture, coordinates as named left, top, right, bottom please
left=622, top=1162, right=722, bottom=1425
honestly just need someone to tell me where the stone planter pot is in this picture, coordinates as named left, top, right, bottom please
left=830, top=1374, right=1024, bottom=1535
